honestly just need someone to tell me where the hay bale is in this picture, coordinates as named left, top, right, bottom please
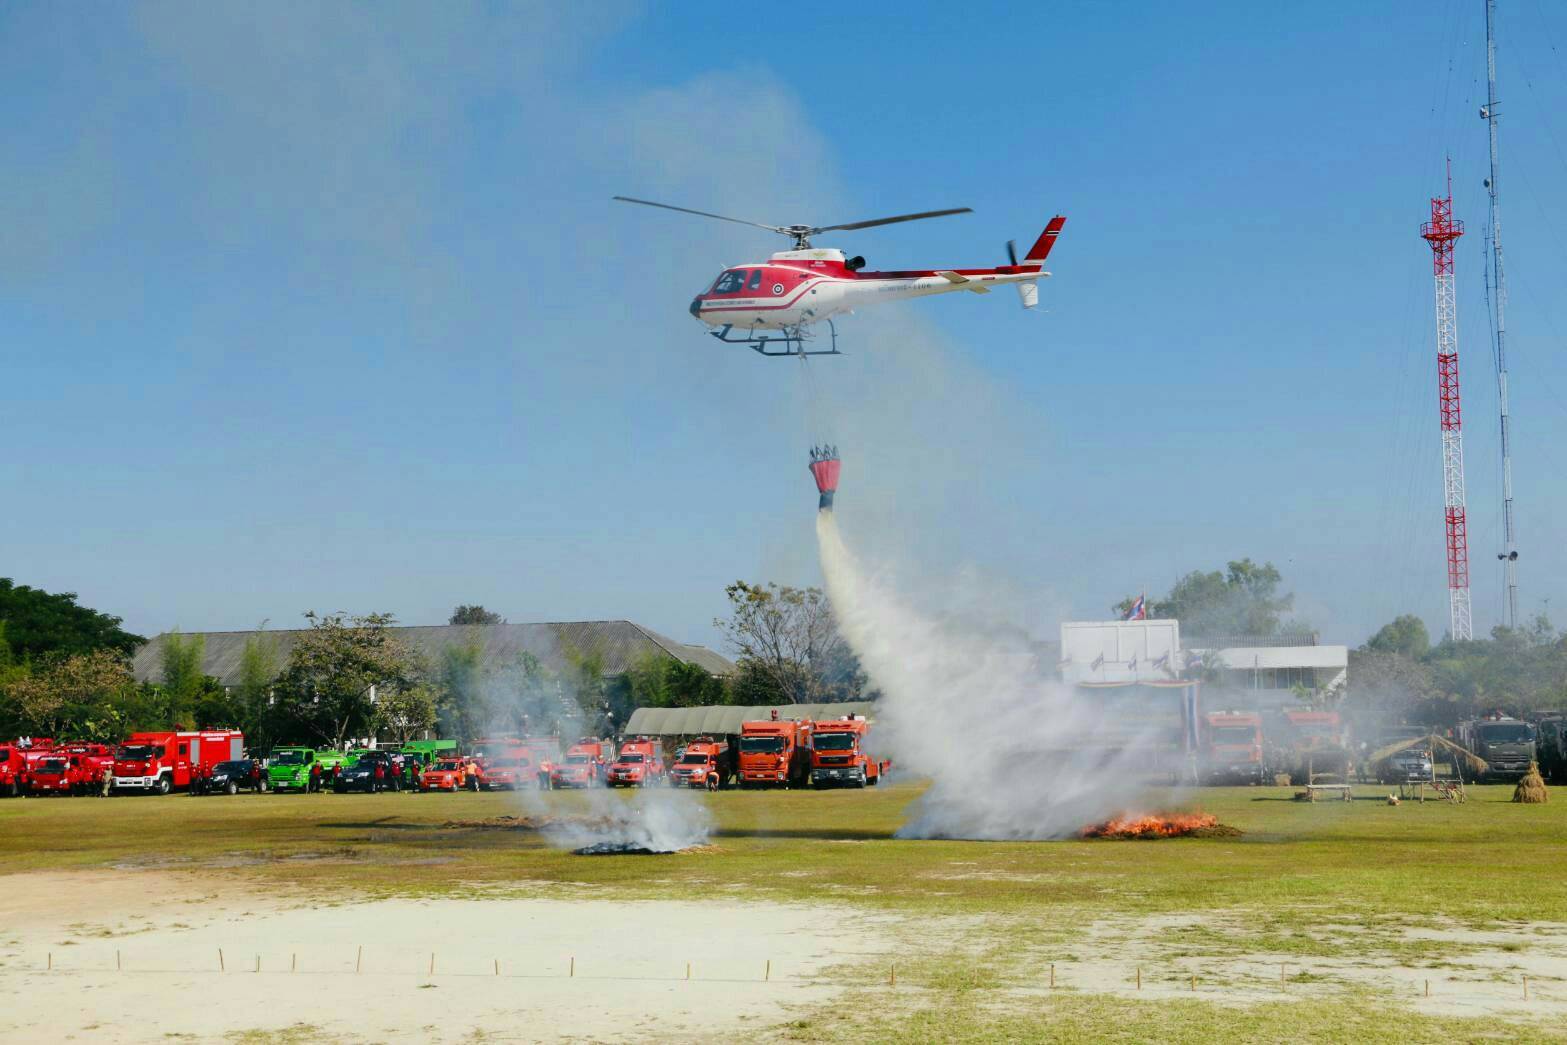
left=1514, top=762, right=1549, bottom=804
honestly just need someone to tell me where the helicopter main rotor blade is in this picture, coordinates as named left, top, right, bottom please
left=809, top=207, right=972, bottom=235
left=612, top=196, right=786, bottom=235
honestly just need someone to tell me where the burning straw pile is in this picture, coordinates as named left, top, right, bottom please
left=1078, top=813, right=1240, bottom=840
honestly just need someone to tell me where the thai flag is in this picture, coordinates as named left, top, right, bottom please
left=1153, top=651, right=1170, bottom=671
left=1091, top=653, right=1105, bottom=670
left=1123, top=594, right=1147, bottom=621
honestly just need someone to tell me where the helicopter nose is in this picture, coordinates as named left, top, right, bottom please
left=689, top=297, right=703, bottom=319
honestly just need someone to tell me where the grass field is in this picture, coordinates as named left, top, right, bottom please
left=2, top=780, right=1563, bottom=1041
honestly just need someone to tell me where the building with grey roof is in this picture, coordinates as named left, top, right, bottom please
left=131, top=620, right=735, bottom=686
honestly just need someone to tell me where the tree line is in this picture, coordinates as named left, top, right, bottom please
left=1122, top=561, right=1567, bottom=724
left=0, top=577, right=871, bottom=751
left=1346, top=613, right=1567, bottom=727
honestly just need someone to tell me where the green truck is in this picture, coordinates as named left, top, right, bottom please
left=267, top=748, right=324, bottom=793
left=315, top=750, right=348, bottom=786
left=399, top=739, right=458, bottom=766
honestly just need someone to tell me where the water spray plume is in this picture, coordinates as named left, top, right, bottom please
left=815, top=511, right=1182, bottom=839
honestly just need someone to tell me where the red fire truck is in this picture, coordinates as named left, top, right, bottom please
left=0, top=744, right=27, bottom=797
left=23, top=754, right=96, bottom=796
left=61, top=742, right=115, bottom=782
left=112, top=730, right=245, bottom=795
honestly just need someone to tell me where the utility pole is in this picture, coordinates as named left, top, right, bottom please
left=1421, top=167, right=1473, bottom=641
left=1482, top=0, right=1519, bottom=628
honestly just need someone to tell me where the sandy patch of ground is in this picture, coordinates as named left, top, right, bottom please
left=0, top=871, right=898, bottom=1043
left=1024, top=911, right=1567, bottom=1019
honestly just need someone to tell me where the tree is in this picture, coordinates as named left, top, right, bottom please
left=1118, top=559, right=1298, bottom=637
left=5, top=649, right=137, bottom=737
left=0, top=578, right=145, bottom=660
left=625, top=653, right=727, bottom=709
left=1365, top=614, right=1430, bottom=659
left=376, top=683, right=438, bottom=744
left=272, top=612, right=422, bottom=749
left=434, top=639, right=490, bottom=742
left=563, top=645, right=613, bottom=733
left=715, top=581, right=856, bottom=703
left=449, top=605, right=504, bottom=626
left=158, top=631, right=215, bottom=727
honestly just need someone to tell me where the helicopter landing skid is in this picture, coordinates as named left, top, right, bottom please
left=710, top=321, right=841, bottom=357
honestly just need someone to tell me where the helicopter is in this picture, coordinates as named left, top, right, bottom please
left=614, top=196, right=1066, bottom=356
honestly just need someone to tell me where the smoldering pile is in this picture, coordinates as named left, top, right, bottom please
left=548, top=786, right=714, bottom=856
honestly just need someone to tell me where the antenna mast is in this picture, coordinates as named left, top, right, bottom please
left=1421, top=167, right=1473, bottom=641
left=1482, top=0, right=1519, bottom=628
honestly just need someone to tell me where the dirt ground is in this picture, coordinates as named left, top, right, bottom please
left=0, top=871, right=898, bottom=1043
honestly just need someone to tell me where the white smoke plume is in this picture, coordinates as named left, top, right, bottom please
left=542, top=786, right=712, bottom=855
left=816, top=512, right=1178, bottom=839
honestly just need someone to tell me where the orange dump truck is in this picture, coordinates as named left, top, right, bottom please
left=738, top=718, right=813, bottom=788
left=1200, top=712, right=1265, bottom=785
left=671, top=738, right=735, bottom=789
left=809, top=716, right=886, bottom=788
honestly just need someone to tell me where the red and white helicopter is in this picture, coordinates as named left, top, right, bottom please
left=614, top=196, right=1066, bottom=356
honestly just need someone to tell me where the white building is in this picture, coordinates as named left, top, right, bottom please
left=1059, top=619, right=1185, bottom=685
left=1186, top=634, right=1348, bottom=710
left=1058, top=620, right=1349, bottom=710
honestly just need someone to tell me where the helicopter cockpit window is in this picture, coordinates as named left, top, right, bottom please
left=746, top=269, right=763, bottom=290
left=713, top=270, right=746, bottom=294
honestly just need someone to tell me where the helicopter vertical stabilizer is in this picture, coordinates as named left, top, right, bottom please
left=1023, top=215, right=1066, bottom=266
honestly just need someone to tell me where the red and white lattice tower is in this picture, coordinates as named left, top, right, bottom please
left=1420, top=172, right=1473, bottom=640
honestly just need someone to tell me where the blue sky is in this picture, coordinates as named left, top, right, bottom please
left=4, top=1, right=1565, bottom=650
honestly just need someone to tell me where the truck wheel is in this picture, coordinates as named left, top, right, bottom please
left=257, top=778, right=268, bottom=793
left=156, top=776, right=172, bottom=796
left=3, top=781, right=15, bottom=798
left=225, top=780, right=238, bottom=796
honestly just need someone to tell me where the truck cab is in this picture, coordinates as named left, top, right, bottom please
left=113, top=733, right=181, bottom=795
left=1267, top=710, right=1348, bottom=785
left=607, top=737, right=666, bottom=788
left=1536, top=715, right=1567, bottom=784
left=739, top=718, right=813, bottom=788
left=26, top=755, right=88, bottom=796
left=672, top=737, right=733, bottom=789
left=267, top=747, right=323, bottom=793
left=1459, top=716, right=1537, bottom=781
left=0, top=745, right=26, bottom=797
left=1200, top=712, right=1265, bottom=785
left=550, top=740, right=613, bottom=789
left=809, top=717, right=884, bottom=788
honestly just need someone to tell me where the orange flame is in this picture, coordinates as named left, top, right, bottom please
left=1079, top=813, right=1218, bottom=839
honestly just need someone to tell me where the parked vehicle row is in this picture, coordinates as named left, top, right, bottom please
left=0, top=722, right=895, bottom=799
